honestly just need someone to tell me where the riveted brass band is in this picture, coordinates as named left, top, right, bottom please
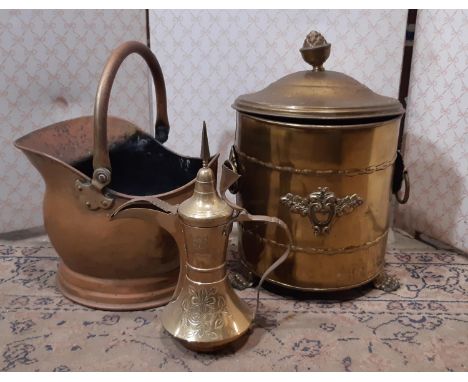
left=241, top=225, right=388, bottom=255
left=236, top=147, right=396, bottom=177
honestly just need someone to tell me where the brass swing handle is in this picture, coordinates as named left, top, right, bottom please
left=392, top=150, right=410, bottom=204
left=92, top=41, right=170, bottom=190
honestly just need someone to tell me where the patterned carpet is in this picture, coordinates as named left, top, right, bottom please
left=0, top=237, right=466, bottom=371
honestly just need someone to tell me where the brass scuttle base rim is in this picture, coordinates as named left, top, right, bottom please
left=238, top=241, right=385, bottom=293
left=253, top=265, right=384, bottom=292
left=173, top=329, right=251, bottom=353
left=56, top=262, right=177, bottom=311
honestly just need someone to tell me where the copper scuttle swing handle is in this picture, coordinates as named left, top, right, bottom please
left=93, top=41, right=170, bottom=190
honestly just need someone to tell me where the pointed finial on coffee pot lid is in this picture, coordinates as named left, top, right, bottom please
left=201, top=120, right=210, bottom=167
left=178, top=122, right=232, bottom=227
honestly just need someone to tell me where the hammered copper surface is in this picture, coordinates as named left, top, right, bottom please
left=15, top=116, right=218, bottom=310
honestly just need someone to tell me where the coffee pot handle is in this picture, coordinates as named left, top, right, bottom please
left=235, top=212, right=292, bottom=317
left=220, top=162, right=292, bottom=318
left=92, top=41, right=170, bottom=190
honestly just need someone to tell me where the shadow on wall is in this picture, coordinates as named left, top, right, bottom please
left=395, top=134, right=465, bottom=252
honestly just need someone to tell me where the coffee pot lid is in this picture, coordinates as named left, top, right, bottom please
left=233, top=31, right=404, bottom=120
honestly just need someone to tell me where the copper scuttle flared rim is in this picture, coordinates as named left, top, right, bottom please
left=14, top=115, right=219, bottom=200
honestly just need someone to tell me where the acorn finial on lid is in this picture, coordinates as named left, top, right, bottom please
left=300, top=30, right=331, bottom=72
left=302, top=31, right=328, bottom=48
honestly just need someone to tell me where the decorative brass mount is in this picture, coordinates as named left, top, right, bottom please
left=75, top=179, right=114, bottom=210
left=280, top=187, right=363, bottom=235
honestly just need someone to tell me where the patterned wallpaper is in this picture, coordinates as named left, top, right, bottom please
left=148, top=9, right=407, bottom=158
left=0, top=10, right=150, bottom=232
left=395, top=10, right=468, bottom=252
left=2, top=9, right=465, bottom=251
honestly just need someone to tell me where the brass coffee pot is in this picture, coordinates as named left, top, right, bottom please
left=111, top=123, right=291, bottom=352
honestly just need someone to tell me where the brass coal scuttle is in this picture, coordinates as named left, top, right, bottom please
left=230, top=31, right=409, bottom=292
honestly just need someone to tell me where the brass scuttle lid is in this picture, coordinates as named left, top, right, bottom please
left=178, top=122, right=233, bottom=227
left=233, top=31, right=404, bottom=120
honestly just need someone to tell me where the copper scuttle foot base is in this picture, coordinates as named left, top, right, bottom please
left=56, top=262, right=176, bottom=311
left=373, top=271, right=400, bottom=292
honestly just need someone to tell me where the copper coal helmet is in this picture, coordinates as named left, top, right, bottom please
left=112, top=125, right=291, bottom=352
left=14, top=41, right=217, bottom=310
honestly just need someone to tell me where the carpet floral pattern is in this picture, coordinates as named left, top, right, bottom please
left=0, top=240, right=466, bottom=371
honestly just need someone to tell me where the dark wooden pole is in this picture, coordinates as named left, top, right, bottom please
left=397, top=9, right=418, bottom=150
